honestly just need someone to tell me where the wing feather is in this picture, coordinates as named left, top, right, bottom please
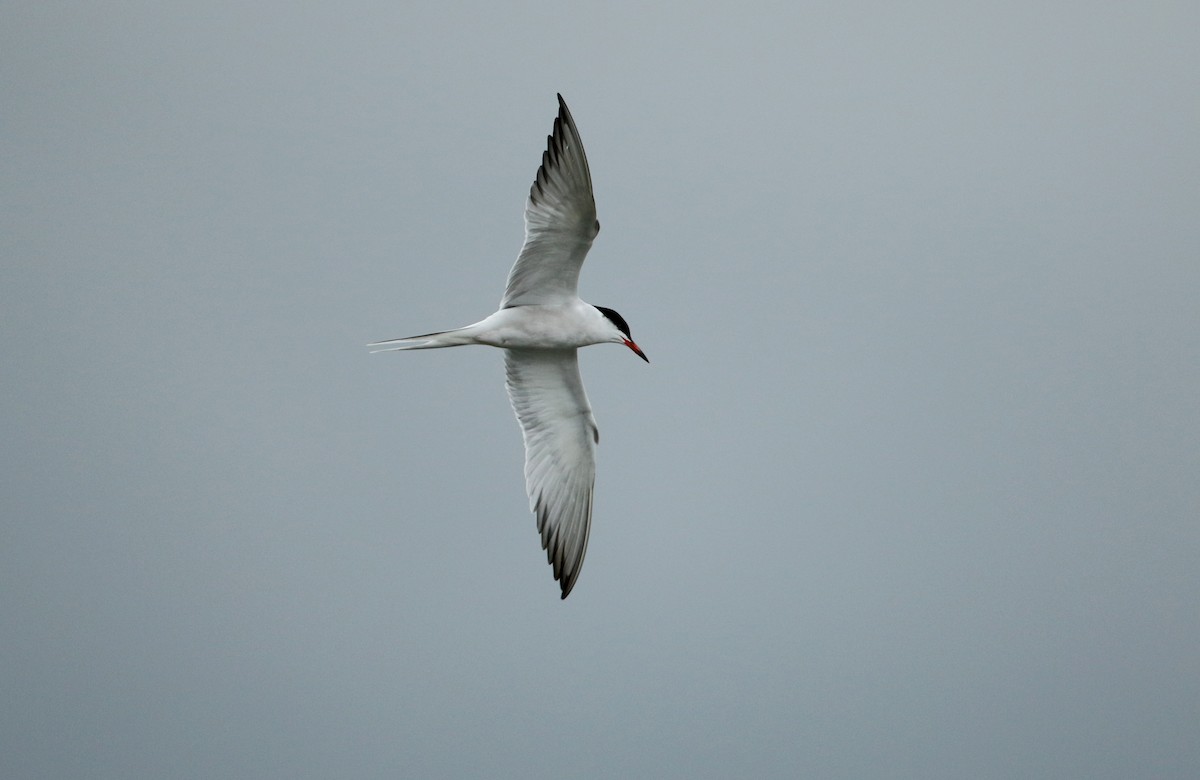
left=504, top=348, right=598, bottom=598
left=501, top=94, right=599, bottom=308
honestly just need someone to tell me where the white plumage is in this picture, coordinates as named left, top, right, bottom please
left=370, top=95, right=647, bottom=598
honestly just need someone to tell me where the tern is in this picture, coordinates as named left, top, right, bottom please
left=370, top=95, right=647, bottom=599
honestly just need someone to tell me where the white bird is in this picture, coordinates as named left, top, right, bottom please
left=370, top=95, right=647, bottom=599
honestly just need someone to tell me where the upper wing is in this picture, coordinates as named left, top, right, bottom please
left=501, top=94, right=599, bottom=308
left=504, top=348, right=598, bottom=598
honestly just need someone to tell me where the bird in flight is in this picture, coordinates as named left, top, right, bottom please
left=370, top=95, right=647, bottom=599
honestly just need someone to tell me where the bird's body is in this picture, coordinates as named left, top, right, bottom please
left=371, top=95, right=646, bottom=599
left=376, top=301, right=624, bottom=352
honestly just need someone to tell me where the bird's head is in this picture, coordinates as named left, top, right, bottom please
left=594, top=305, right=648, bottom=363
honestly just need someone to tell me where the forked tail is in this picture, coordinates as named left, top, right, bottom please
left=367, top=327, right=475, bottom=353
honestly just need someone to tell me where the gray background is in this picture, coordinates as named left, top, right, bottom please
left=3, top=2, right=1198, bottom=778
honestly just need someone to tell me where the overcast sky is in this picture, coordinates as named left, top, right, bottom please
left=3, top=2, right=1198, bottom=778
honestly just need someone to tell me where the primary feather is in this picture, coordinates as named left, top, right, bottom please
left=504, top=348, right=598, bottom=598
left=501, top=94, right=599, bottom=308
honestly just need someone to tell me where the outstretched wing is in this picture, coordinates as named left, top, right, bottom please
left=503, top=348, right=598, bottom=598
left=501, top=94, right=599, bottom=308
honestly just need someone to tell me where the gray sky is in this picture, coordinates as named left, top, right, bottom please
left=3, top=2, right=1198, bottom=778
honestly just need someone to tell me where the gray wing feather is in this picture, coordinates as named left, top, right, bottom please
left=504, top=348, right=598, bottom=598
left=501, top=94, right=599, bottom=308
